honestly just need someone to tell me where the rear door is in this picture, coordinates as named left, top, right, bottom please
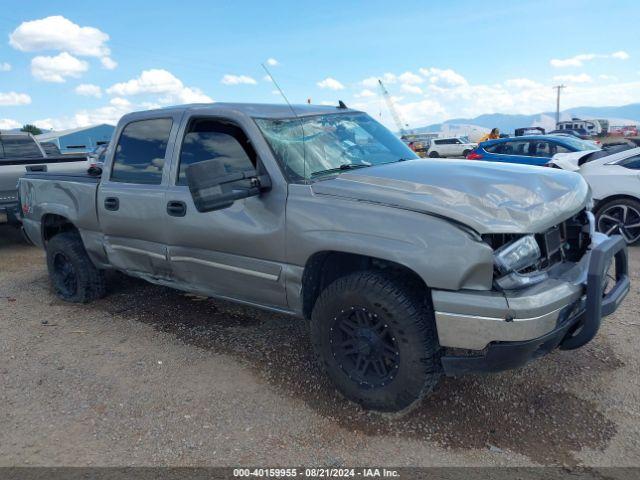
left=97, top=113, right=181, bottom=278
left=490, top=140, right=533, bottom=164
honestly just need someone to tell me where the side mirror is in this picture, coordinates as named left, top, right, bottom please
left=185, top=158, right=272, bottom=213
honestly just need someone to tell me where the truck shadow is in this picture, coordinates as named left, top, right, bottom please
left=0, top=224, right=28, bottom=248
left=99, top=273, right=620, bottom=466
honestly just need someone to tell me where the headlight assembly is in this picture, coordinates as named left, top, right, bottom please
left=493, top=235, right=547, bottom=290
left=493, top=235, right=541, bottom=274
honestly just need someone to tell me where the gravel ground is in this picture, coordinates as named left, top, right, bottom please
left=1, top=224, right=639, bottom=467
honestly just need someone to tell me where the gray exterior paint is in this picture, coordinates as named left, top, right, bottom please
left=19, top=103, right=595, bottom=351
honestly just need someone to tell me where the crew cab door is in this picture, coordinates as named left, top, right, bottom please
left=97, top=113, right=181, bottom=277
left=163, top=114, right=287, bottom=308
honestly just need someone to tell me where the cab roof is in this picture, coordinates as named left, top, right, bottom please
left=124, top=102, right=362, bottom=120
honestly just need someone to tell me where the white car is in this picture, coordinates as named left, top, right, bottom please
left=548, top=146, right=640, bottom=244
left=427, top=137, right=478, bottom=158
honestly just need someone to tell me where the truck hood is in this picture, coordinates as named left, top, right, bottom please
left=311, top=159, right=589, bottom=234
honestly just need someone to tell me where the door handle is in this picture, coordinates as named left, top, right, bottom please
left=26, top=165, right=47, bottom=172
left=166, top=200, right=187, bottom=217
left=104, top=197, right=119, bottom=211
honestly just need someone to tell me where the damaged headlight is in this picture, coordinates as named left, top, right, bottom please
left=494, top=235, right=541, bottom=274
left=493, top=235, right=547, bottom=290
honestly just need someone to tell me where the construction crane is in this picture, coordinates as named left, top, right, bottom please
left=378, top=79, right=411, bottom=135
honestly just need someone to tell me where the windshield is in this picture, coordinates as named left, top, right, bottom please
left=255, top=112, right=418, bottom=181
left=562, top=136, right=600, bottom=151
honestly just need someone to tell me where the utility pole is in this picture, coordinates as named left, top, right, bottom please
left=553, top=85, right=566, bottom=126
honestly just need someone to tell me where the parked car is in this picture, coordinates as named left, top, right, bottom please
left=467, top=135, right=600, bottom=166
left=18, top=103, right=629, bottom=412
left=547, top=146, right=640, bottom=244
left=427, top=137, right=477, bottom=158
left=548, top=129, right=592, bottom=140
left=0, top=131, right=88, bottom=225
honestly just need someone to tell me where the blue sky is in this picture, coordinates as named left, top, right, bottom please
left=1, top=0, right=638, bottom=131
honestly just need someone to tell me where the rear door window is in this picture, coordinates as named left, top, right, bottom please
left=1, top=136, right=42, bottom=160
left=498, top=141, right=530, bottom=156
left=111, top=118, right=173, bottom=184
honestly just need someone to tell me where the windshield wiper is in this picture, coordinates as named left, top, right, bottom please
left=310, top=162, right=371, bottom=178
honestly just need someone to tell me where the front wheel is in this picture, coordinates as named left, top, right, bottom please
left=46, top=232, right=106, bottom=303
left=310, top=271, right=442, bottom=412
left=462, top=149, right=471, bottom=158
left=595, top=198, right=640, bottom=244
left=428, top=151, right=440, bottom=158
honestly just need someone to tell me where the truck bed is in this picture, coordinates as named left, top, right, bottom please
left=1, top=154, right=88, bottom=222
left=19, top=171, right=101, bottom=246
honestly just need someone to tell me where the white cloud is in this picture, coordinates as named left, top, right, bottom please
left=553, top=73, right=593, bottom=84
left=612, top=50, right=630, bottom=60
left=317, top=77, right=345, bottom=90
left=362, top=73, right=396, bottom=88
left=75, top=83, right=103, bottom=98
left=398, top=71, right=423, bottom=85
left=31, top=52, right=88, bottom=83
left=0, top=91, right=32, bottom=106
left=400, top=84, right=423, bottom=95
left=266, top=58, right=279, bottom=66
left=504, top=78, right=543, bottom=89
left=107, top=69, right=212, bottom=104
left=221, top=74, right=257, bottom=85
left=551, top=51, right=630, bottom=67
left=599, top=74, right=618, bottom=81
left=263, top=75, right=273, bottom=82
left=420, top=67, right=467, bottom=86
left=0, top=62, right=11, bottom=72
left=9, top=15, right=115, bottom=70
left=0, top=118, right=21, bottom=129
left=354, top=89, right=376, bottom=98
left=101, top=56, right=117, bottom=70
left=34, top=97, right=135, bottom=130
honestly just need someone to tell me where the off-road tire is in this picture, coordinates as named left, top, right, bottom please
left=46, top=231, right=106, bottom=303
left=428, top=151, right=440, bottom=158
left=310, top=271, right=442, bottom=412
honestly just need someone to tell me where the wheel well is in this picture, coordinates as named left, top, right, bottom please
left=301, top=251, right=428, bottom=320
left=594, top=194, right=640, bottom=213
left=41, top=214, right=78, bottom=244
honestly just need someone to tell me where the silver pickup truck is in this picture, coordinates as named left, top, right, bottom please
left=18, top=103, right=630, bottom=412
left=1, top=131, right=88, bottom=224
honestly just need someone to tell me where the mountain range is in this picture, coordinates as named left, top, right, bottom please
left=413, top=103, right=640, bottom=134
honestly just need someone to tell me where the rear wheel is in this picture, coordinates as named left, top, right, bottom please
left=46, top=232, right=106, bottom=303
left=310, top=271, right=442, bottom=412
left=595, top=198, right=640, bottom=244
left=428, top=151, right=440, bottom=158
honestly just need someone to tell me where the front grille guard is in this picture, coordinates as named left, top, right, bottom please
left=560, top=235, right=630, bottom=350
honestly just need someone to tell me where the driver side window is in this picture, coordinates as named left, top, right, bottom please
left=177, top=118, right=256, bottom=186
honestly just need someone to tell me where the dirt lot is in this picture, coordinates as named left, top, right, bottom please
left=1, top=224, right=639, bottom=467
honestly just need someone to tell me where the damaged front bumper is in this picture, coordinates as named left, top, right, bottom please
left=433, top=234, right=630, bottom=376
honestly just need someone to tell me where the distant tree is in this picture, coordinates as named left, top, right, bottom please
left=21, top=124, right=42, bottom=135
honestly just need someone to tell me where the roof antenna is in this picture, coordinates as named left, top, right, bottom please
left=261, top=62, right=307, bottom=182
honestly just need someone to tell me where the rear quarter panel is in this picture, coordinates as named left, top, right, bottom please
left=20, top=176, right=99, bottom=249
